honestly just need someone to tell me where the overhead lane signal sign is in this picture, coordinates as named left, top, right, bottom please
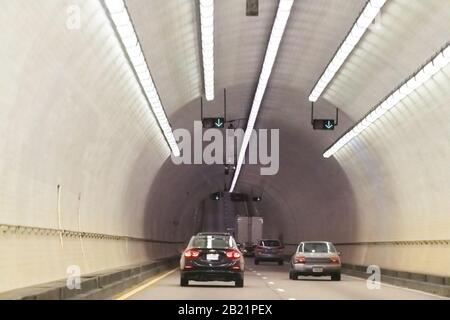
left=313, top=119, right=335, bottom=130
left=203, top=117, right=225, bottom=129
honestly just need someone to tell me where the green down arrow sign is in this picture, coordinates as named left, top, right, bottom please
left=214, top=118, right=224, bottom=128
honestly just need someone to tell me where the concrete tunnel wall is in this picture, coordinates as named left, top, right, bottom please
left=0, top=1, right=187, bottom=293
left=1, top=0, right=450, bottom=294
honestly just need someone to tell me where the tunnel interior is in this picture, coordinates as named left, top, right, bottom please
left=0, top=0, right=449, bottom=294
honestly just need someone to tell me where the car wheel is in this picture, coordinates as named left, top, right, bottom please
left=254, top=259, right=259, bottom=265
left=180, top=276, right=189, bottom=287
left=331, top=273, right=341, bottom=281
left=289, top=270, right=296, bottom=280
left=278, top=260, right=284, bottom=266
left=235, top=276, right=244, bottom=288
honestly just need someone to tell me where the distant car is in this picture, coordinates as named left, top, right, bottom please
left=236, top=242, right=248, bottom=255
left=180, top=232, right=245, bottom=287
left=242, top=242, right=256, bottom=257
left=289, top=241, right=341, bottom=281
left=254, top=239, right=284, bottom=265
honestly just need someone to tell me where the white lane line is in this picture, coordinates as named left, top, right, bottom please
left=115, top=268, right=178, bottom=300
left=257, top=273, right=262, bottom=276
left=268, top=281, right=275, bottom=285
left=343, top=274, right=449, bottom=299
left=276, top=288, right=285, bottom=292
left=288, top=298, right=296, bottom=300
left=252, top=270, right=256, bottom=273
left=262, top=277, right=268, bottom=280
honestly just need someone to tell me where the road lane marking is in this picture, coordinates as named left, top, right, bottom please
left=268, top=281, right=274, bottom=285
left=115, top=268, right=178, bottom=300
left=262, top=277, right=268, bottom=280
left=343, top=274, right=449, bottom=299
left=257, top=273, right=262, bottom=276
left=288, top=298, right=296, bottom=300
left=276, top=288, right=285, bottom=292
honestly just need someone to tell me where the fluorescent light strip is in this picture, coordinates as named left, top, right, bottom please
left=323, top=44, right=450, bottom=158
left=200, top=0, right=215, bottom=101
left=103, top=0, right=180, bottom=157
left=309, top=0, right=387, bottom=102
left=230, top=0, right=294, bottom=192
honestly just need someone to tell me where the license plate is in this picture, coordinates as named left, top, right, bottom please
left=312, top=267, right=323, bottom=273
left=206, top=254, right=219, bottom=261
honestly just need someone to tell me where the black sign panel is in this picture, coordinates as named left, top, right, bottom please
left=230, top=193, right=248, bottom=202
left=246, top=0, right=259, bottom=16
left=202, top=118, right=225, bottom=129
left=313, top=119, right=335, bottom=130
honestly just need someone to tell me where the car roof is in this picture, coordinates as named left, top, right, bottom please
left=196, top=232, right=231, bottom=236
left=299, top=241, right=333, bottom=244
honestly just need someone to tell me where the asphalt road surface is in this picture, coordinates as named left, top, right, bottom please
left=117, top=259, right=447, bottom=300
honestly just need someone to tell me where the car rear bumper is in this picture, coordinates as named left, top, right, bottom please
left=291, top=264, right=341, bottom=275
left=181, top=269, right=243, bottom=282
left=255, top=253, right=283, bottom=261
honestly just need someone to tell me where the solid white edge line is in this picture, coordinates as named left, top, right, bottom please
left=342, top=274, right=448, bottom=299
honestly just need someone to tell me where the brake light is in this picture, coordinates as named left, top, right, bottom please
left=184, top=249, right=200, bottom=258
left=330, top=256, right=340, bottom=264
left=226, top=250, right=241, bottom=259
left=295, top=255, right=306, bottom=264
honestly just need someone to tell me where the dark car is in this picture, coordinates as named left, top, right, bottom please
left=254, top=239, right=284, bottom=265
left=180, top=232, right=245, bottom=287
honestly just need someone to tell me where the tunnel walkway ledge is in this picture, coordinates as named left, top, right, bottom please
left=341, top=263, right=450, bottom=297
left=0, top=256, right=179, bottom=300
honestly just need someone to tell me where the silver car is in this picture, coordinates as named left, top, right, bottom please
left=289, top=241, right=341, bottom=281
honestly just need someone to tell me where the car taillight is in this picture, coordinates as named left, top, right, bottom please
left=226, top=250, right=241, bottom=259
left=330, top=256, right=340, bottom=264
left=184, top=249, right=200, bottom=258
left=295, top=255, right=306, bottom=264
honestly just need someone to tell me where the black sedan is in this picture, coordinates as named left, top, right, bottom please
left=180, top=232, right=245, bottom=287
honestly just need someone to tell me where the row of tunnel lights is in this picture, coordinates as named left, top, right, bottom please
left=103, top=0, right=450, bottom=187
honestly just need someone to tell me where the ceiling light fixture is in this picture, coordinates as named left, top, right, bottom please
left=200, top=0, right=215, bottom=101
left=309, top=0, right=387, bottom=102
left=230, top=0, right=294, bottom=192
left=103, top=0, right=180, bottom=157
left=323, top=44, right=450, bottom=158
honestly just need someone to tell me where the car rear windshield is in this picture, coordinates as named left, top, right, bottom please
left=261, top=240, right=281, bottom=247
left=191, top=235, right=232, bottom=249
left=302, top=243, right=332, bottom=253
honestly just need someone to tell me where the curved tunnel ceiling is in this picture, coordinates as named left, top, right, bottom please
left=133, top=0, right=450, bottom=243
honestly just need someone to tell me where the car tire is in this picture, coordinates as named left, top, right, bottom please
left=278, top=260, right=284, bottom=266
left=331, top=273, right=341, bottom=281
left=289, top=270, right=296, bottom=280
left=235, top=276, right=244, bottom=288
left=254, top=259, right=259, bottom=265
left=180, top=276, right=189, bottom=287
